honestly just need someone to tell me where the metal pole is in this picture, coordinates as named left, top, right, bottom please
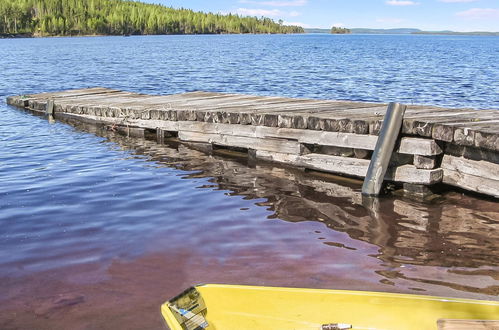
left=362, top=102, right=406, bottom=196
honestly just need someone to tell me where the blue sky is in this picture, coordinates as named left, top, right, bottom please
left=142, top=0, right=499, bottom=32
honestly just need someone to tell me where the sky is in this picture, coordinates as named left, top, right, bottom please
left=141, top=0, right=499, bottom=32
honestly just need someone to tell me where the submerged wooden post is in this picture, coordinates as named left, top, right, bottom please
left=157, top=128, right=166, bottom=144
left=362, top=102, right=406, bottom=196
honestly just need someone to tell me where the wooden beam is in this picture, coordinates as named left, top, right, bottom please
left=256, top=151, right=443, bottom=185
left=398, top=137, right=442, bottom=155
left=441, top=154, right=499, bottom=180
left=177, top=131, right=303, bottom=154
left=157, top=121, right=441, bottom=156
left=414, top=155, right=437, bottom=169
left=443, top=169, right=499, bottom=197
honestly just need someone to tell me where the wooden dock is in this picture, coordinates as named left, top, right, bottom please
left=6, top=87, right=499, bottom=198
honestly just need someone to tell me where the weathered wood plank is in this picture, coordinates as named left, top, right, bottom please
left=254, top=150, right=301, bottom=164
left=451, top=120, right=499, bottom=148
left=171, top=121, right=440, bottom=155
left=387, top=164, right=443, bottom=184
left=432, top=116, right=499, bottom=143
left=445, top=143, right=498, bottom=162
left=298, top=153, right=371, bottom=177
left=177, top=131, right=303, bottom=154
left=414, top=155, right=437, bottom=169
left=23, top=87, right=121, bottom=99
left=443, top=169, right=499, bottom=197
left=474, top=129, right=499, bottom=152
left=15, top=89, right=498, bottom=143
left=401, top=108, right=468, bottom=136
left=43, top=111, right=444, bottom=157
left=403, top=110, right=498, bottom=142
left=441, top=154, right=499, bottom=180
left=256, top=151, right=442, bottom=184
left=192, top=103, right=359, bottom=127
left=398, top=137, right=443, bottom=156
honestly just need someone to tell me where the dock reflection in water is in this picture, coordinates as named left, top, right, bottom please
left=87, top=120, right=499, bottom=297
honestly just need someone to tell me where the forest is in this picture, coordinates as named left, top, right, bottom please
left=0, top=0, right=304, bottom=36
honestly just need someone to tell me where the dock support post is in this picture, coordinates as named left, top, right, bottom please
left=46, top=99, right=54, bottom=115
left=157, top=128, right=166, bottom=144
left=362, top=102, right=406, bottom=196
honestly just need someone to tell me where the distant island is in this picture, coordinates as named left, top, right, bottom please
left=305, top=28, right=498, bottom=36
left=350, top=28, right=421, bottom=34
left=0, top=0, right=303, bottom=38
left=330, top=26, right=351, bottom=34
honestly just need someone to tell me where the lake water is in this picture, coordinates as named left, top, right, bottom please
left=0, top=34, right=498, bottom=329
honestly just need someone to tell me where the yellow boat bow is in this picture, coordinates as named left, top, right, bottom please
left=161, top=284, right=499, bottom=330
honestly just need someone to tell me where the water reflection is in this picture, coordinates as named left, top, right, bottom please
left=69, top=118, right=499, bottom=298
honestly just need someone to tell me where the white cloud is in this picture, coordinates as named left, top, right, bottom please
left=439, top=0, right=478, bottom=3
left=234, top=8, right=281, bottom=16
left=376, top=18, right=405, bottom=23
left=386, top=0, right=420, bottom=5
left=283, top=21, right=311, bottom=28
left=456, top=8, right=499, bottom=19
left=332, top=22, right=345, bottom=27
left=234, top=8, right=301, bottom=17
left=239, top=0, right=308, bottom=6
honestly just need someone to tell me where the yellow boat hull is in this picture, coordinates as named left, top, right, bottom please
left=161, top=284, right=499, bottom=330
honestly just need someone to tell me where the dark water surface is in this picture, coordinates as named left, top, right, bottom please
left=0, top=35, right=498, bottom=329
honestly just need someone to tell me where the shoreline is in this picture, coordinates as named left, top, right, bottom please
left=3, top=31, right=499, bottom=39
left=0, top=32, right=305, bottom=39
left=304, top=28, right=499, bottom=36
